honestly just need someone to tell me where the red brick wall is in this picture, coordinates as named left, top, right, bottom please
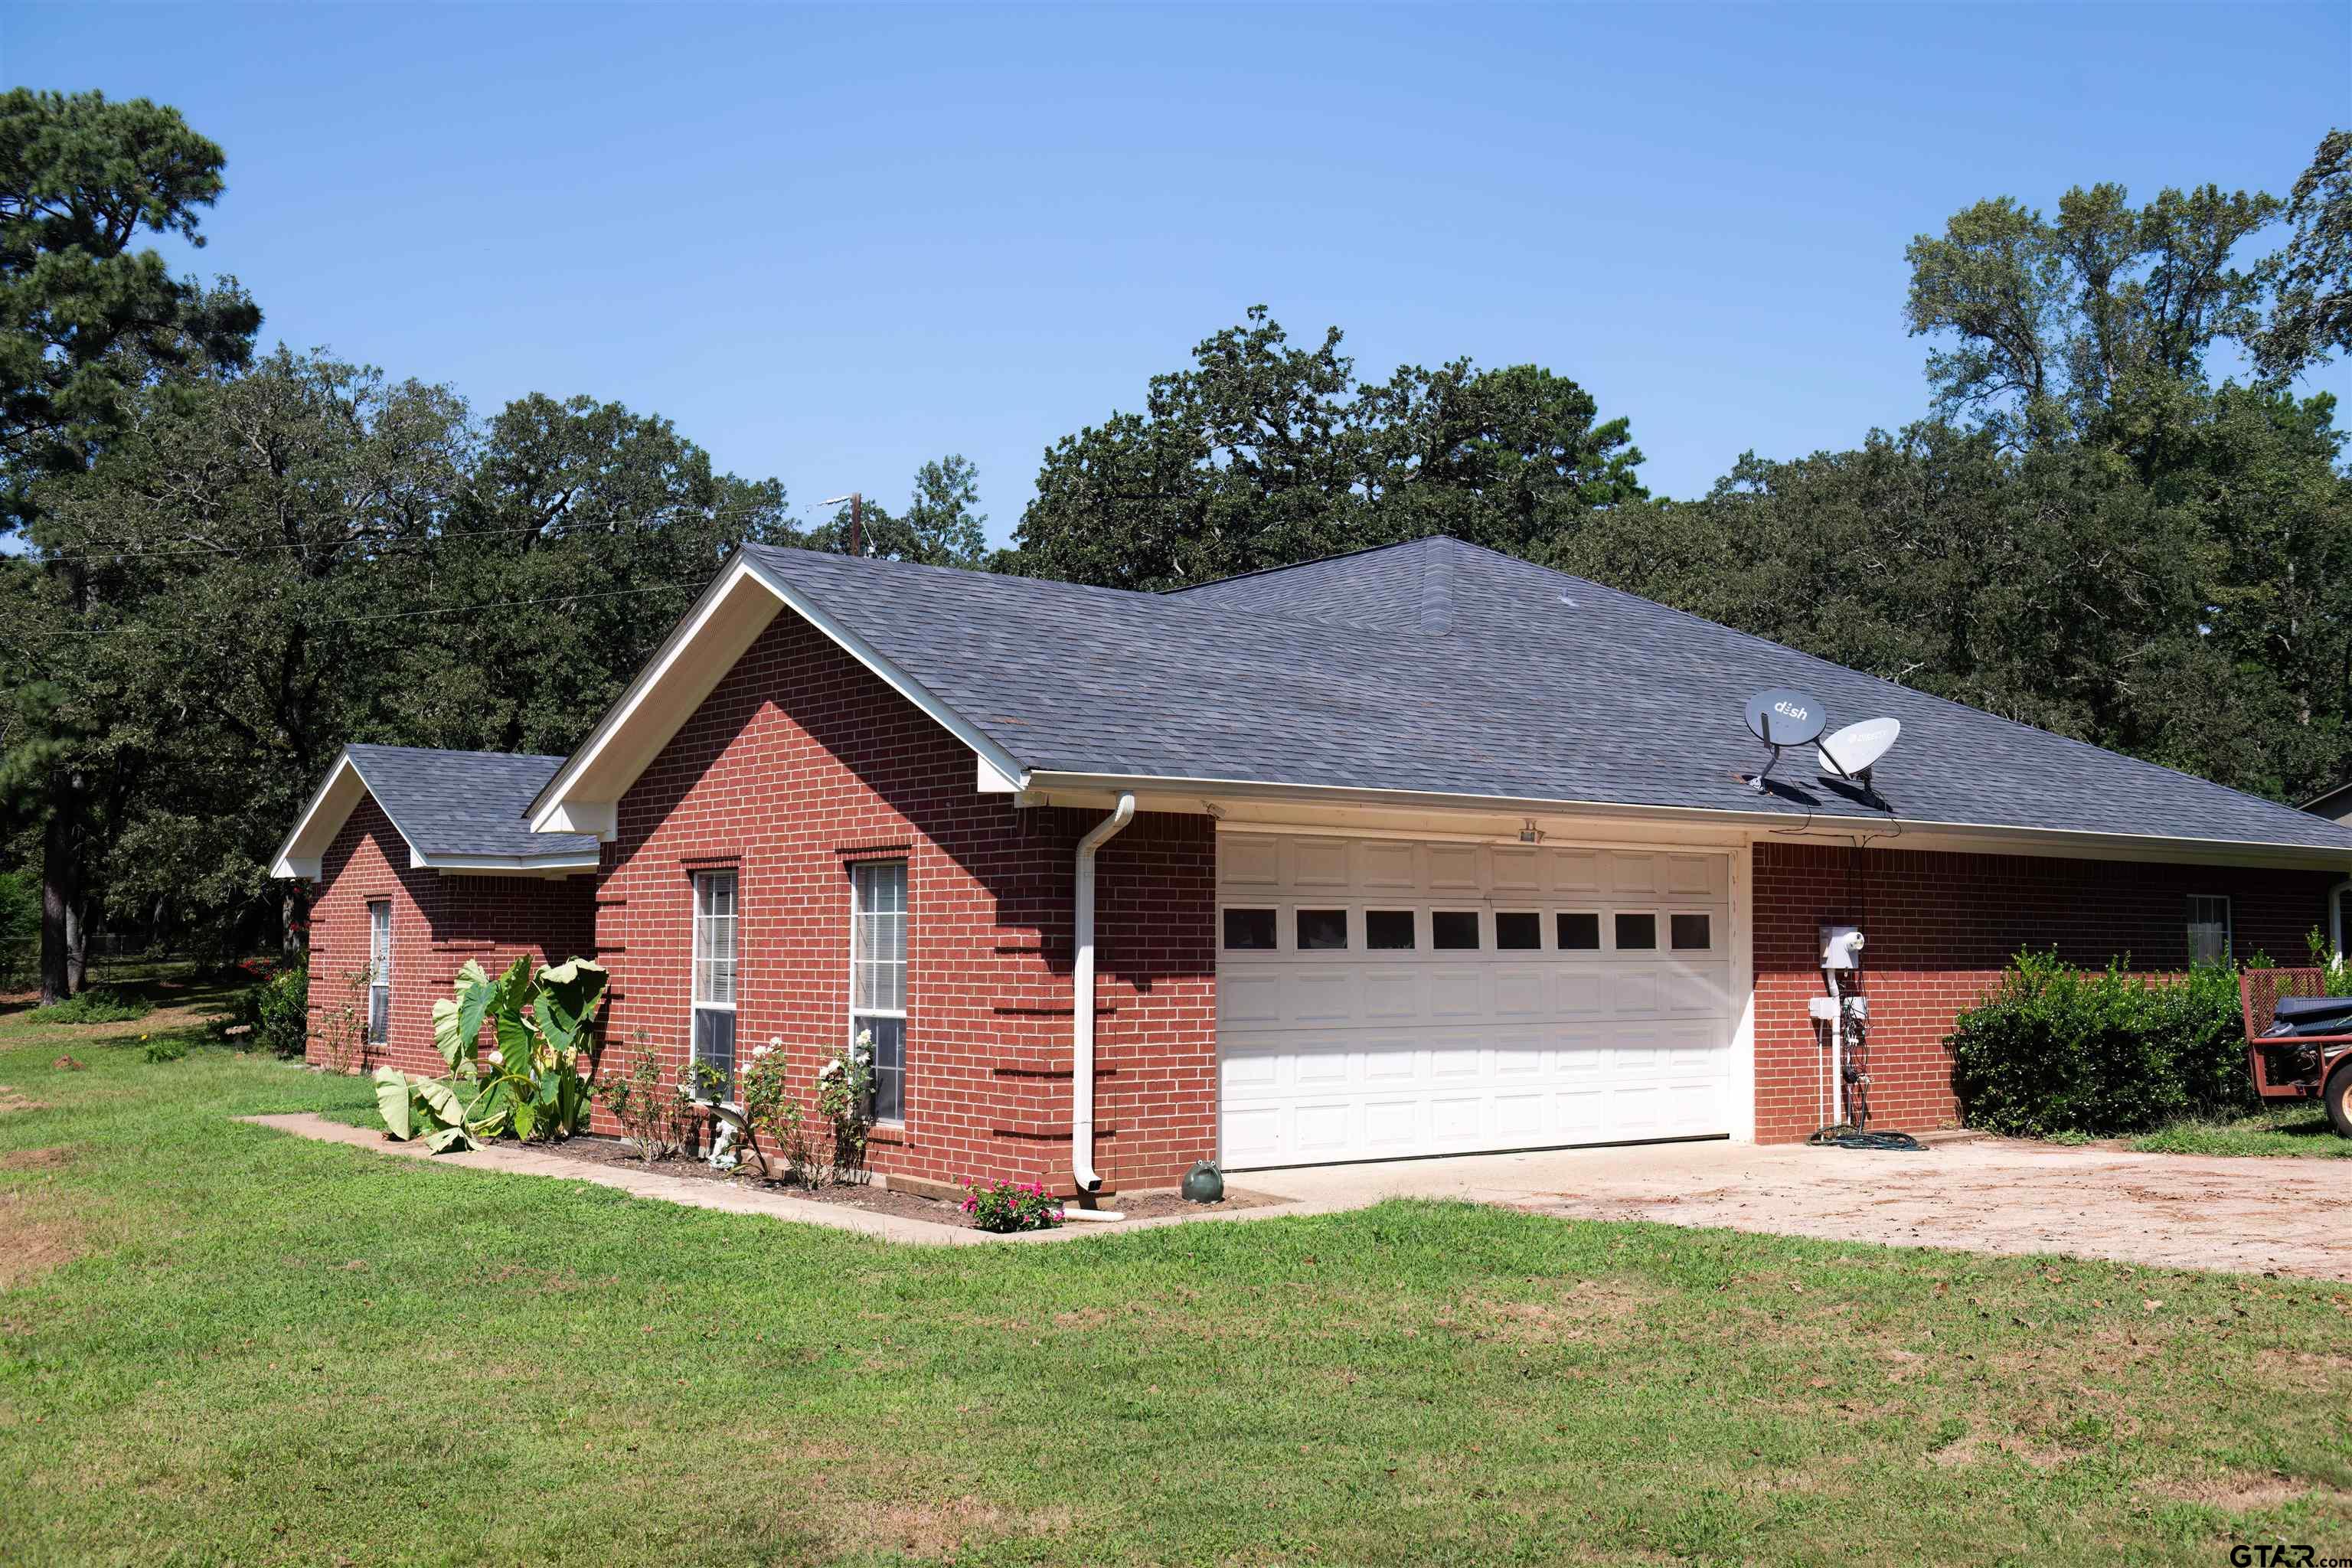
left=305, top=794, right=596, bottom=1076
left=596, top=609, right=1218, bottom=1193
left=1753, top=840, right=2337, bottom=1142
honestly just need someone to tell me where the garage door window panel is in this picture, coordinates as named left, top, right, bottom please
left=1495, top=911, right=1542, bottom=950
left=1223, top=907, right=1278, bottom=951
left=1366, top=910, right=1416, bottom=950
left=1432, top=910, right=1482, bottom=950
left=1669, top=913, right=1713, bottom=952
left=1556, top=911, right=1602, bottom=952
left=1295, top=908, right=1349, bottom=950
left=1615, top=912, right=1658, bottom=951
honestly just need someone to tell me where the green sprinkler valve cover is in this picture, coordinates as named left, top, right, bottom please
left=1181, top=1161, right=1224, bottom=1204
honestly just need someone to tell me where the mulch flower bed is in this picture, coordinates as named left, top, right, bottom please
left=528, top=1133, right=1279, bottom=1230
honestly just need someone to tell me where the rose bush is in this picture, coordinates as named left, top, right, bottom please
left=961, top=1178, right=1063, bottom=1233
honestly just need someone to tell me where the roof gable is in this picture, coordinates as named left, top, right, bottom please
left=273, top=745, right=599, bottom=878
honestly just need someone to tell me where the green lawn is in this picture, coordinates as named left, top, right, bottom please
left=4, top=992, right=2351, bottom=1566
left=2132, top=1103, right=2352, bottom=1159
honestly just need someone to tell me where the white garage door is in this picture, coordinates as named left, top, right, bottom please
left=1217, top=833, right=1734, bottom=1168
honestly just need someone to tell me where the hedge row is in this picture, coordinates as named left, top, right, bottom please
left=1946, top=949, right=2255, bottom=1138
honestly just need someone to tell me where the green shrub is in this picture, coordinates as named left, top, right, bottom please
left=1948, top=949, right=2255, bottom=1138
left=251, top=962, right=309, bottom=1057
left=28, top=988, right=153, bottom=1025
left=215, top=960, right=319, bottom=1059
left=141, top=1034, right=188, bottom=1063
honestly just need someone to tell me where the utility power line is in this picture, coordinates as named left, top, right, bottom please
left=39, top=579, right=707, bottom=635
left=17, top=495, right=837, bottom=567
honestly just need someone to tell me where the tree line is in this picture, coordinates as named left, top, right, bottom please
left=2, top=87, right=2346, bottom=998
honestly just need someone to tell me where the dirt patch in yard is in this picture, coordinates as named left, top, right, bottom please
left=1927, top=1431, right=2069, bottom=1471
left=0, top=1186, right=80, bottom=1289
left=0, top=1086, right=48, bottom=1115
left=816, top=1495, right=1080, bottom=1559
left=1454, top=1277, right=1666, bottom=1344
left=2154, top=1472, right=2333, bottom=1511
left=0, top=1148, right=70, bottom=1171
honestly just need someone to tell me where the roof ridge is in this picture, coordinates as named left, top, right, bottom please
left=744, top=541, right=1164, bottom=608
left=1159, top=533, right=1452, bottom=597
left=346, top=741, right=570, bottom=764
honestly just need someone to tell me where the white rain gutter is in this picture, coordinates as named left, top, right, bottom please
left=1067, top=792, right=1135, bottom=1217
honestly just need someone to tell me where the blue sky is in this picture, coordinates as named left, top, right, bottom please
left=7, top=3, right=2347, bottom=545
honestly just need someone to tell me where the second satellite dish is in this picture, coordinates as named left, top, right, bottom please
left=1818, top=717, right=1900, bottom=785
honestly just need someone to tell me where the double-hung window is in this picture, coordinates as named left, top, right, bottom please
left=851, top=861, right=907, bottom=1122
left=366, top=900, right=391, bottom=1045
left=691, top=871, right=738, bottom=1093
left=2187, top=895, right=2232, bottom=967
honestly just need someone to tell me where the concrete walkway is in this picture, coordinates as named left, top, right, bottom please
left=240, top=1115, right=2352, bottom=1278
left=1244, top=1135, right=2352, bottom=1280
left=234, top=1114, right=1325, bottom=1246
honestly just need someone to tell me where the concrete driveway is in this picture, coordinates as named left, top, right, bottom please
left=1243, top=1135, right=2352, bottom=1280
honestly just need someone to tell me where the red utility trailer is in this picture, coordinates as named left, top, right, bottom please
left=2243, top=968, right=2352, bottom=1136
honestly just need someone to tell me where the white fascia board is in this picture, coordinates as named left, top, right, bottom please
left=526, top=555, right=776, bottom=834
left=270, top=751, right=378, bottom=878
left=426, top=853, right=603, bottom=877
left=528, top=550, right=1030, bottom=834
left=740, top=554, right=1030, bottom=791
left=1020, top=769, right=2352, bottom=872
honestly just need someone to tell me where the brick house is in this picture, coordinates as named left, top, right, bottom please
left=273, top=537, right=2352, bottom=1194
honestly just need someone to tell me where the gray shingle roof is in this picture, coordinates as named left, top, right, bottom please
left=345, top=744, right=599, bottom=862
left=746, top=537, right=2352, bottom=856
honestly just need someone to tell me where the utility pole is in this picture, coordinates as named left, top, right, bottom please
left=820, top=492, right=864, bottom=557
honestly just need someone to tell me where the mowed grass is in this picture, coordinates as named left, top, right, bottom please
left=2, top=998, right=2351, bottom=1566
left=2133, top=1102, right=2352, bottom=1159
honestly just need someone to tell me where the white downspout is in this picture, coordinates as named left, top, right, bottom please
left=1067, top=792, right=1135, bottom=1217
left=2332, top=880, right=2350, bottom=965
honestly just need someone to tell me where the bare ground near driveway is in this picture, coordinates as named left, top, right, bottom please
left=1242, top=1135, right=2352, bottom=1280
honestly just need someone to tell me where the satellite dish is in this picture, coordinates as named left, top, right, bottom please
left=1743, top=689, right=1828, bottom=747
left=1818, top=717, right=1900, bottom=784
left=1741, top=688, right=1827, bottom=792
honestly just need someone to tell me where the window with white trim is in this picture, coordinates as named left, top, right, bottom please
left=366, top=900, right=391, bottom=1044
left=851, top=861, right=907, bottom=1122
left=2187, top=895, right=2232, bottom=966
left=691, top=871, right=738, bottom=1093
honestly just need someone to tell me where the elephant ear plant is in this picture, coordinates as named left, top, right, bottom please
left=374, top=956, right=609, bottom=1152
